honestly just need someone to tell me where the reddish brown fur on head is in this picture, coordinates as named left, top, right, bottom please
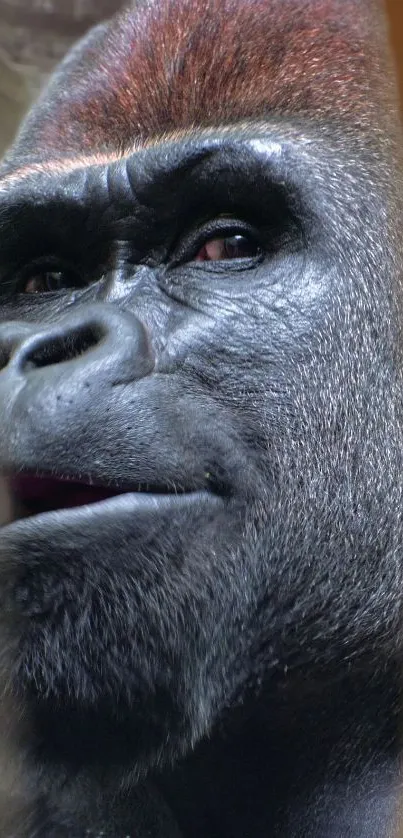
left=2, top=0, right=398, bottom=165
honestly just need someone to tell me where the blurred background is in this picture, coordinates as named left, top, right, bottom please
left=0, top=0, right=401, bottom=156
left=0, top=0, right=121, bottom=155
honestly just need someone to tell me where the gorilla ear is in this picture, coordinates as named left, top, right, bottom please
left=0, top=0, right=399, bottom=173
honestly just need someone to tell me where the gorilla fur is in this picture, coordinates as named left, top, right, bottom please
left=0, top=0, right=402, bottom=836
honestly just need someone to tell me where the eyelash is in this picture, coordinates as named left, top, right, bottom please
left=172, top=219, right=261, bottom=265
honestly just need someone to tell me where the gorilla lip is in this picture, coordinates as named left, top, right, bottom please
left=5, top=472, right=224, bottom=525
left=8, top=474, right=169, bottom=517
left=2, top=475, right=221, bottom=541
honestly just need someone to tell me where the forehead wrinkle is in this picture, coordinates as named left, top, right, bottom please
left=0, top=152, right=129, bottom=195
left=0, top=127, right=210, bottom=194
left=2, top=157, right=128, bottom=199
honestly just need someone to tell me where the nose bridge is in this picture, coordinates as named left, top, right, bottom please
left=0, top=303, right=155, bottom=383
left=98, top=264, right=156, bottom=311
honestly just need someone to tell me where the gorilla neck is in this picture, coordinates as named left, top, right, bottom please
left=24, top=659, right=401, bottom=837
left=160, top=669, right=401, bottom=838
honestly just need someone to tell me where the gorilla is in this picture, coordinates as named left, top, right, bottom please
left=0, top=0, right=402, bottom=835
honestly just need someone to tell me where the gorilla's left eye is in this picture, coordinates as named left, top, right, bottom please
left=194, top=234, right=260, bottom=262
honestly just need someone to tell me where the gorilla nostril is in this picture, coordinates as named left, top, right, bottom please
left=0, top=346, right=10, bottom=372
left=18, top=324, right=105, bottom=371
left=0, top=306, right=154, bottom=383
left=0, top=322, right=37, bottom=372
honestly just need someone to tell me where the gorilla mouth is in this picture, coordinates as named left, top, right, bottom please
left=9, top=474, right=126, bottom=517
left=8, top=474, right=180, bottom=518
left=2, top=473, right=222, bottom=548
left=1, top=472, right=224, bottom=533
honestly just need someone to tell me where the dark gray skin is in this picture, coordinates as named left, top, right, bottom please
left=0, top=1, right=403, bottom=836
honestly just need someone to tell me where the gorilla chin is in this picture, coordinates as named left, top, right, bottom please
left=0, top=472, right=240, bottom=771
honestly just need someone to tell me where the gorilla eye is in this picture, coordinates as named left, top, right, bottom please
left=19, top=266, right=82, bottom=294
left=195, top=234, right=260, bottom=262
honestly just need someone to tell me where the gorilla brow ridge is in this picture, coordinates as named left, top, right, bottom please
left=0, top=122, right=283, bottom=192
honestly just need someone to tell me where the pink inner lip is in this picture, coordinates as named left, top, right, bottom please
left=9, top=475, right=122, bottom=512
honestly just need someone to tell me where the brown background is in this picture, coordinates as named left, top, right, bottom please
left=387, top=0, right=403, bottom=104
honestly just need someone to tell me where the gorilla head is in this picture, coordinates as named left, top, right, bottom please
left=0, top=0, right=402, bottom=835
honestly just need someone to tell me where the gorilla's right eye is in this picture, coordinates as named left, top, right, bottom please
left=194, top=234, right=260, bottom=262
left=176, top=219, right=263, bottom=267
left=18, top=265, right=83, bottom=294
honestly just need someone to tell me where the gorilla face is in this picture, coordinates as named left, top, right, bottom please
left=0, top=121, right=402, bottom=776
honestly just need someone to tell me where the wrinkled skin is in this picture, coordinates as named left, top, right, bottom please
left=0, top=0, right=403, bottom=836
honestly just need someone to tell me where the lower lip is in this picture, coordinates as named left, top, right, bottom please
left=0, top=490, right=223, bottom=543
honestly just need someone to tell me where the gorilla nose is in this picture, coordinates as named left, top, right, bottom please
left=0, top=304, right=155, bottom=382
